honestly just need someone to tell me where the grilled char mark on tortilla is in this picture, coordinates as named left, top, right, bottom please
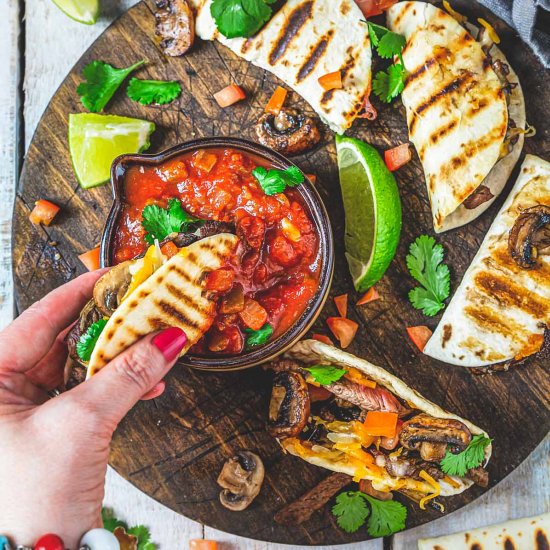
left=296, top=30, right=333, bottom=82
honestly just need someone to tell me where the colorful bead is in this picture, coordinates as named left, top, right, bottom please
left=79, top=528, right=120, bottom=550
left=0, top=535, right=11, bottom=550
left=34, top=534, right=64, bottom=550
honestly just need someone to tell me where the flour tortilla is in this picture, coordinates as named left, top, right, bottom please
left=425, top=155, right=550, bottom=368
left=387, top=1, right=525, bottom=232
left=87, top=234, right=239, bottom=377
left=188, top=0, right=371, bottom=134
left=283, top=339, right=491, bottom=496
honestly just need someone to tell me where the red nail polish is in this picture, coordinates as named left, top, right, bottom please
left=152, top=327, right=187, bottom=361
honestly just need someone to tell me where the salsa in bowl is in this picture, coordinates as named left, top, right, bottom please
left=102, top=138, right=333, bottom=370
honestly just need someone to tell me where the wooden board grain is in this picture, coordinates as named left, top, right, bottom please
left=12, top=0, right=550, bottom=545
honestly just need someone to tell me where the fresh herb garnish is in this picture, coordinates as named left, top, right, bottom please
left=77, top=60, right=145, bottom=112
left=332, top=492, right=407, bottom=536
left=440, top=434, right=492, bottom=477
left=102, top=508, right=157, bottom=550
left=304, top=365, right=347, bottom=386
left=141, top=198, right=200, bottom=245
left=406, top=235, right=451, bottom=316
left=77, top=319, right=108, bottom=362
left=252, top=165, right=304, bottom=195
left=245, top=323, right=273, bottom=347
left=211, top=0, right=276, bottom=39
left=372, top=63, right=406, bottom=104
left=127, top=78, right=182, bottom=105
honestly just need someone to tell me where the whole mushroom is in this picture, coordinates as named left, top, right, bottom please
left=93, top=261, right=133, bottom=317
left=155, top=0, right=195, bottom=57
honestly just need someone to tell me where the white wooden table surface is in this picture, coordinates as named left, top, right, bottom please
left=1, top=1, right=548, bottom=548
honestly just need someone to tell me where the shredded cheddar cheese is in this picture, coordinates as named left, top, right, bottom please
left=389, top=446, right=403, bottom=459
left=418, top=470, right=441, bottom=510
left=443, top=475, right=461, bottom=489
left=443, top=0, right=467, bottom=23
left=477, top=18, right=500, bottom=44
left=123, top=243, right=165, bottom=301
left=344, top=367, right=377, bottom=388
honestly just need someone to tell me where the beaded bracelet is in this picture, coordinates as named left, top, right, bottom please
left=0, top=528, right=120, bottom=550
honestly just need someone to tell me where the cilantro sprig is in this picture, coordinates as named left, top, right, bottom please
left=211, top=0, right=276, bottom=39
left=252, top=165, right=304, bottom=195
left=141, top=198, right=201, bottom=245
left=245, top=323, right=273, bottom=347
left=332, top=492, right=407, bottom=536
left=127, top=78, right=182, bottom=106
left=406, top=235, right=451, bottom=316
left=102, top=508, right=157, bottom=550
left=77, top=319, right=108, bottom=362
left=304, top=365, right=347, bottom=386
left=440, top=434, right=492, bottom=477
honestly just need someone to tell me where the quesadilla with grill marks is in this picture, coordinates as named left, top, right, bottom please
left=188, top=0, right=372, bottom=134
left=387, top=1, right=526, bottom=232
left=424, top=155, right=550, bottom=367
left=267, top=339, right=492, bottom=508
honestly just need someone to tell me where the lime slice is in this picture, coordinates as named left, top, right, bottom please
left=51, top=0, right=99, bottom=25
left=69, top=113, right=155, bottom=189
left=336, top=135, right=402, bottom=292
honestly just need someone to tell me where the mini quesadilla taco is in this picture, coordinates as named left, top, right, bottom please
left=267, top=339, right=492, bottom=509
left=424, top=155, right=550, bottom=368
left=387, top=1, right=526, bottom=232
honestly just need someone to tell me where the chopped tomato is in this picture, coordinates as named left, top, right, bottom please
left=206, top=268, right=235, bottom=292
left=281, top=217, right=301, bottom=242
left=334, top=294, right=348, bottom=318
left=220, top=284, right=244, bottom=314
left=214, top=84, right=246, bottom=108
left=29, top=199, right=60, bottom=226
left=239, top=297, right=268, bottom=331
left=407, top=326, right=433, bottom=352
left=193, top=149, right=218, bottom=173
left=318, top=70, right=343, bottom=91
left=269, top=235, right=299, bottom=267
left=384, top=143, right=412, bottom=172
left=189, top=540, right=218, bottom=550
left=364, top=411, right=398, bottom=438
left=305, top=173, right=317, bottom=184
left=312, top=333, right=333, bottom=345
left=308, top=384, right=332, bottom=402
left=160, top=241, right=178, bottom=258
left=380, top=419, right=403, bottom=450
left=357, top=287, right=380, bottom=306
left=78, top=247, right=101, bottom=271
left=238, top=216, right=265, bottom=248
left=208, top=326, right=243, bottom=353
left=355, top=0, right=397, bottom=17
left=327, top=317, right=358, bottom=348
left=265, top=86, right=288, bottom=115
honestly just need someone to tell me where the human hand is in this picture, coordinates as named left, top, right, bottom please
left=0, top=271, right=187, bottom=548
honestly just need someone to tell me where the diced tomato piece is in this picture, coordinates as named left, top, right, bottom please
left=190, top=542, right=218, bottom=550
left=318, top=70, right=343, bottom=91
left=334, top=294, right=348, bottom=318
left=363, top=411, right=398, bottom=438
left=355, top=0, right=397, bottom=18
left=160, top=241, right=178, bottom=259
left=269, top=235, right=299, bottom=267
left=253, top=263, right=268, bottom=285
left=308, top=384, right=332, bottom=402
left=265, top=86, right=288, bottom=115
left=380, top=420, right=403, bottom=450
left=281, top=217, right=301, bottom=242
left=384, top=143, right=412, bottom=172
left=312, top=333, right=333, bottom=345
left=206, top=268, right=235, bottom=292
left=241, top=249, right=260, bottom=276
left=305, top=173, right=317, bottom=184
left=357, top=287, right=380, bottom=306
left=29, top=199, right=60, bottom=226
left=215, top=313, right=238, bottom=331
left=220, top=284, right=244, bottom=314
left=78, top=247, right=101, bottom=271
left=224, top=326, right=244, bottom=354
left=214, top=84, right=246, bottom=108
left=407, top=326, right=433, bottom=352
left=326, top=317, right=358, bottom=348
left=193, top=149, right=218, bottom=173
left=239, top=297, right=268, bottom=331
left=238, top=216, right=265, bottom=249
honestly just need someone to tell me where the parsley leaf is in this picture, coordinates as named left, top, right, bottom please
left=304, top=365, right=347, bottom=386
left=77, top=60, right=145, bottom=112
left=102, top=508, right=157, bottom=549
left=332, top=492, right=370, bottom=533
left=440, top=434, right=492, bottom=477
left=406, top=235, right=451, bottom=316
left=366, top=21, right=388, bottom=47
left=77, top=319, right=108, bottom=362
left=211, top=0, right=276, bottom=39
left=377, top=31, right=406, bottom=60
left=365, top=495, right=407, bottom=537
left=245, top=323, right=273, bottom=347
left=127, top=78, right=182, bottom=106
left=141, top=198, right=200, bottom=245
left=372, top=63, right=406, bottom=103
left=252, top=165, right=304, bottom=195
left=102, top=508, right=127, bottom=532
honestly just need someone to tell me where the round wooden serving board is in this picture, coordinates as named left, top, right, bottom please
left=13, top=0, right=550, bottom=544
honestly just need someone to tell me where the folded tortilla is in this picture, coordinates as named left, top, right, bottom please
left=387, top=1, right=525, bottom=232
left=188, top=0, right=371, bottom=134
left=282, top=339, right=491, bottom=497
left=424, top=155, right=550, bottom=368
left=87, top=233, right=239, bottom=377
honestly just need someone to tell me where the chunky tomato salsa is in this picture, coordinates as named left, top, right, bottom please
left=112, top=148, right=321, bottom=354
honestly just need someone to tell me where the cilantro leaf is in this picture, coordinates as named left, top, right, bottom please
left=304, top=365, right=347, bottom=386
left=252, top=165, right=304, bottom=195
left=211, top=0, right=276, bottom=39
left=332, top=491, right=370, bottom=533
left=372, top=63, right=406, bottom=103
left=77, top=319, right=108, bottom=362
left=245, top=323, right=273, bottom=347
left=377, top=31, right=406, bottom=59
left=141, top=198, right=200, bottom=245
left=366, top=21, right=388, bottom=47
left=127, top=525, right=156, bottom=550
left=101, top=508, right=128, bottom=532
left=406, top=235, right=451, bottom=316
left=77, top=60, right=145, bottom=112
left=127, top=78, right=182, bottom=106
left=440, top=434, right=492, bottom=477
left=365, top=495, right=407, bottom=537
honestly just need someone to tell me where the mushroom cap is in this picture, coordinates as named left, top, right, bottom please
left=93, top=261, right=133, bottom=317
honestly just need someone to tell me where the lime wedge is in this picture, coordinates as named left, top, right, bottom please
left=69, top=113, right=155, bottom=189
left=336, top=135, right=402, bottom=292
left=50, top=0, right=99, bottom=25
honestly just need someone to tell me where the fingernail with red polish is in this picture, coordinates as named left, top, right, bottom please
left=152, top=327, right=187, bottom=362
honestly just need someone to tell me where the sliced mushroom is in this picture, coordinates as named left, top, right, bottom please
left=399, top=413, right=472, bottom=461
left=255, top=108, right=321, bottom=156
left=508, top=205, right=550, bottom=269
left=217, top=451, right=264, bottom=511
left=462, top=185, right=494, bottom=210
left=155, top=0, right=194, bottom=57
left=267, top=371, right=310, bottom=438
left=93, top=261, right=133, bottom=317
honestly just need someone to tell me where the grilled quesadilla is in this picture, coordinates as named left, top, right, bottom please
left=189, top=0, right=372, bottom=134
left=424, top=155, right=550, bottom=368
left=387, top=1, right=526, bottom=232
left=267, top=339, right=491, bottom=507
